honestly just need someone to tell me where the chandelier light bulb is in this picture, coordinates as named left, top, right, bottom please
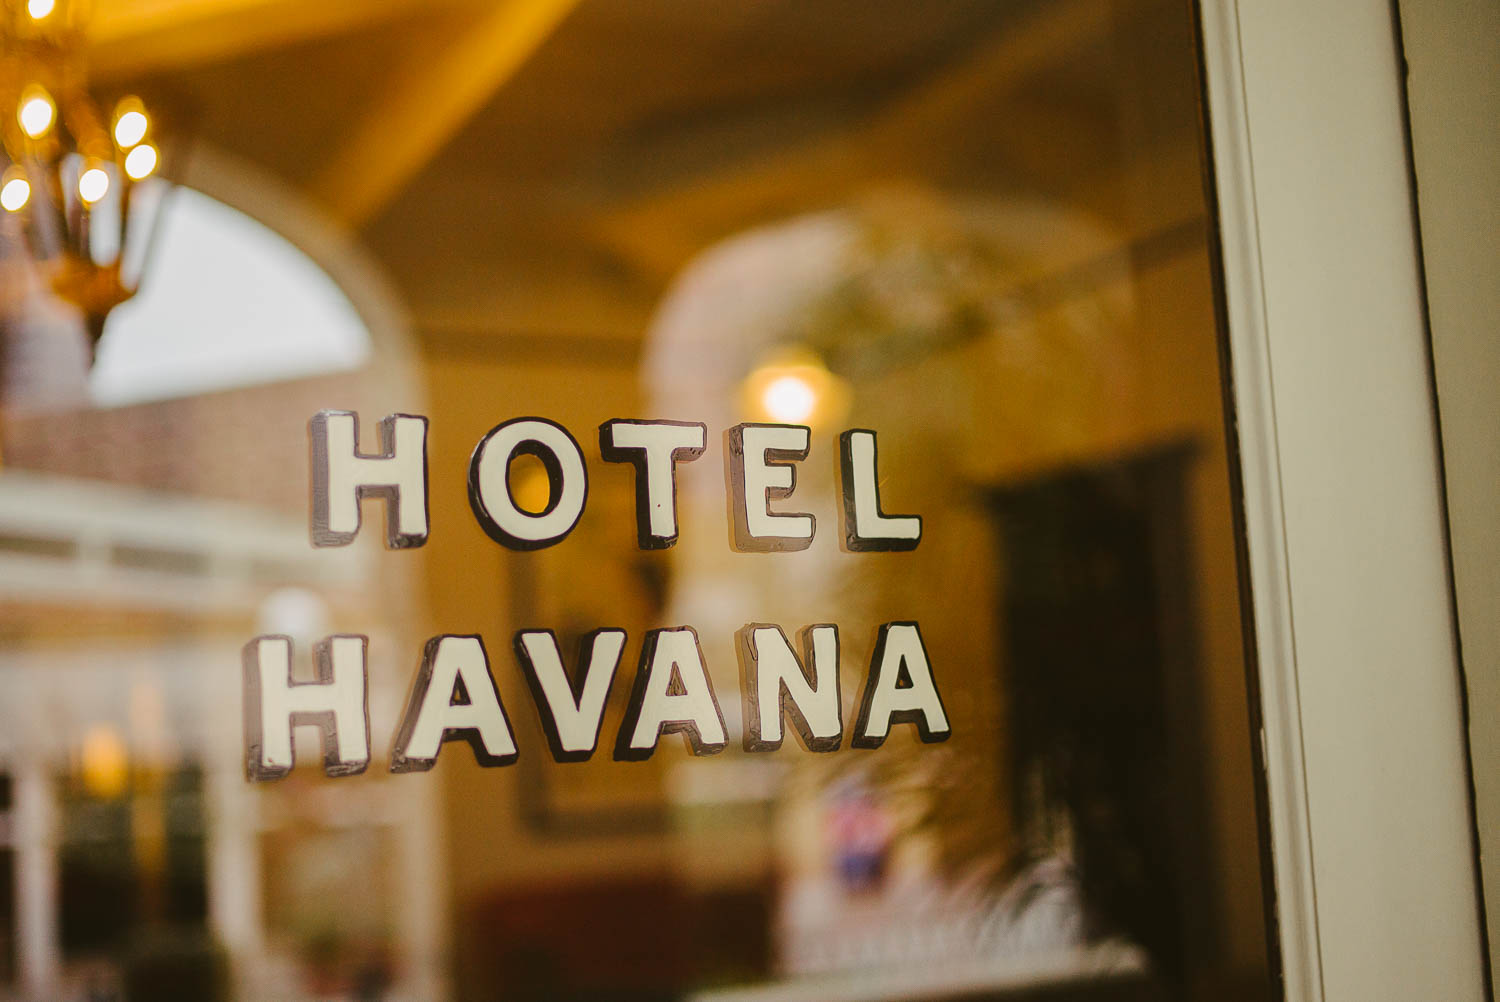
left=78, top=166, right=110, bottom=203
left=1, top=2, right=173, bottom=355
left=124, top=143, right=158, bottom=180
left=114, top=109, right=149, bottom=148
left=18, top=89, right=55, bottom=139
left=0, top=176, right=30, bottom=212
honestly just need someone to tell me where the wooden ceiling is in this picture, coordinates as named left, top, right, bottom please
left=84, top=0, right=1197, bottom=353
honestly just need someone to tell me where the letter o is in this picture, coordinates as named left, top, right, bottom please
left=468, top=418, right=588, bottom=549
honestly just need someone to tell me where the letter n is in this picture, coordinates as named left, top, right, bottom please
left=738, top=624, right=842, bottom=752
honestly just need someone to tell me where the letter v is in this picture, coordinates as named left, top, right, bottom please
left=515, top=629, right=626, bottom=762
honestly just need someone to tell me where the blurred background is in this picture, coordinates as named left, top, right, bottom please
left=0, top=0, right=1273, bottom=999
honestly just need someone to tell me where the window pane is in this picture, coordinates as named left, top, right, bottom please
left=0, top=1, right=1272, bottom=1000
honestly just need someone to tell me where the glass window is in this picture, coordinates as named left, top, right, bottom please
left=0, top=1, right=1273, bottom=1000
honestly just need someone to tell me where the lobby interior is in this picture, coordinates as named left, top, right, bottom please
left=0, top=1, right=1277, bottom=1000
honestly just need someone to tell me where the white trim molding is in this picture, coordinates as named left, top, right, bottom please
left=1199, top=2, right=1486, bottom=1000
left=1396, top=0, right=1500, bottom=995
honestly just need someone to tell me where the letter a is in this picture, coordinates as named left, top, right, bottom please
left=391, top=635, right=518, bottom=771
left=615, top=628, right=726, bottom=760
left=852, top=622, right=951, bottom=748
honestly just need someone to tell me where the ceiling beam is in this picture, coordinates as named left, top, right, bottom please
left=589, top=0, right=1115, bottom=281
left=88, top=0, right=445, bottom=80
left=310, top=0, right=582, bottom=229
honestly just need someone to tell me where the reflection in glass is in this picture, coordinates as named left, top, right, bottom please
left=0, top=1, right=1270, bottom=1000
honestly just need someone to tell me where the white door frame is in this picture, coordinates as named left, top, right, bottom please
left=1395, top=0, right=1500, bottom=995
left=1198, top=2, right=1486, bottom=1000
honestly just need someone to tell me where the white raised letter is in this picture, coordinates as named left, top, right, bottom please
left=468, top=418, right=588, bottom=550
left=615, top=628, right=726, bottom=760
left=838, top=429, right=922, bottom=551
left=391, top=635, right=517, bottom=771
left=853, top=622, right=951, bottom=747
left=739, top=624, right=842, bottom=752
left=310, top=410, right=429, bottom=548
left=599, top=420, right=707, bottom=549
left=727, top=423, right=814, bottom=551
left=515, top=629, right=626, bottom=762
left=243, top=634, right=370, bottom=780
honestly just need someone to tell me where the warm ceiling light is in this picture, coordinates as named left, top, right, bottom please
left=78, top=166, right=110, bottom=203
left=124, top=143, right=158, bottom=180
left=81, top=725, right=129, bottom=799
left=0, top=176, right=30, bottom=212
left=114, top=108, right=149, bottom=148
left=27, top=0, right=55, bottom=19
left=742, top=348, right=850, bottom=427
left=18, top=88, right=55, bottom=139
left=761, top=374, right=818, bottom=424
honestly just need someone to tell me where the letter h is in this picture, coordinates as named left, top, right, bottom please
left=243, top=635, right=371, bottom=780
left=310, top=410, right=429, bottom=548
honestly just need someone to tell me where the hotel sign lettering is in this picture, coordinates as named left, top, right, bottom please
left=241, top=411, right=951, bottom=782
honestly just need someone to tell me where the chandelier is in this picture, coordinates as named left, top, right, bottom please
left=0, top=0, right=167, bottom=359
